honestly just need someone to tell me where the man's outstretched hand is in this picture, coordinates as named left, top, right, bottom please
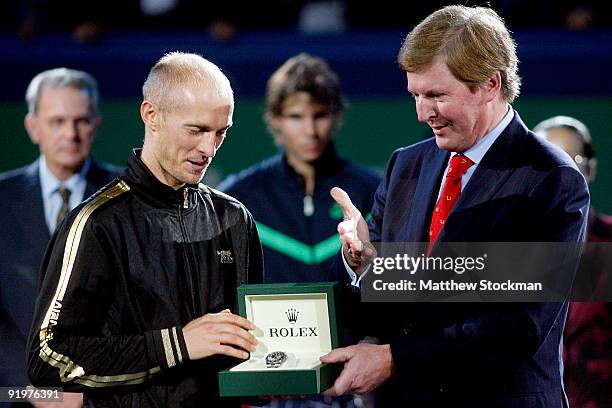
left=330, top=187, right=375, bottom=274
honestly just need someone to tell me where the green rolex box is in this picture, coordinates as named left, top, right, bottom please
left=218, top=282, right=342, bottom=397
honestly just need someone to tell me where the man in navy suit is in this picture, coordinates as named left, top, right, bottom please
left=0, top=68, right=119, bottom=405
left=321, top=5, right=589, bottom=407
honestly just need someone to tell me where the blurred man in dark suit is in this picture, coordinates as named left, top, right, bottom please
left=536, top=115, right=612, bottom=408
left=0, top=68, right=120, bottom=407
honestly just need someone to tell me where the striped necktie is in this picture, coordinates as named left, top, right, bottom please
left=56, top=186, right=72, bottom=229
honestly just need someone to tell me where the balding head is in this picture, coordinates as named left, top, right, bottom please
left=534, top=115, right=596, bottom=183
left=139, top=52, right=234, bottom=189
left=142, top=52, right=233, bottom=119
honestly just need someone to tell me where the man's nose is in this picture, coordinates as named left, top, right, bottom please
left=63, top=120, right=79, bottom=140
left=415, top=98, right=436, bottom=123
left=303, top=117, right=316, bottom=137
left=198, top=133, right=217, bottom=157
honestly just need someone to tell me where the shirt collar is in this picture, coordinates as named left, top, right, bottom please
left=39, top=155, right=91, bottom=200
left=461, top=106, right=514, bottom=165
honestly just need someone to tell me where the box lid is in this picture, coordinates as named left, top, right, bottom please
left=237, top=282, right=341, bottom=358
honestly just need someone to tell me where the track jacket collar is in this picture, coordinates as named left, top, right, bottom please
left=123, top=149, right=198, bottom=209
left=278, top=142, right=345, bottom=182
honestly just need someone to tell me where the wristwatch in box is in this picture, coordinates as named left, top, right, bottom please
left=218, top=281, right=342, bottom=397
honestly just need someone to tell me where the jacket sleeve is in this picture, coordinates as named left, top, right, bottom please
left=368, top=149, right=400, bottom=244
left=27, top=207, right=189, bottom=391
left=528, top=164, right=590, bottom=242
left=246, top=211, right=264, bottom=285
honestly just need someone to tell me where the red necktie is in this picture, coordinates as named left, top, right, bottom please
left=428, top=154, right=474, bottom=253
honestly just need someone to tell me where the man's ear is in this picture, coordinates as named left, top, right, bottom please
left=587, top=157, right=597, bottom=183
left=484, top=72, right=502, bottom=102
left=331, top=113, right=342, bottom=134
left=90, top=114, right=102, bottom=143
left=269, top=116, right=284, bottom=147
left=140, top=100, right=159, bottom=131
left=24, top=113, right=40, bottom=145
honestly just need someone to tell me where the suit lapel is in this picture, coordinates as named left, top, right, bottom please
left=19, top=161, right=51, bottom=243
left=84, top=160, right=119, bottom=198
left=16, top=160, right=116, bottom=242
left=85, top=160, right=104, bottom=198
left=403, top=145, right=449, bottom=242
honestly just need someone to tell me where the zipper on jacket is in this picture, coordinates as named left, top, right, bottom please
left=303, top=195, right=314, bottom=216
left=178, top=188, right=201, bottom=315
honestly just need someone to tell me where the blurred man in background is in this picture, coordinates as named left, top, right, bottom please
left=0, top=68, right=120, bottom=407
left=219, top=53, right=379, bottom=287
left=535, top=115, right=612, bottom=408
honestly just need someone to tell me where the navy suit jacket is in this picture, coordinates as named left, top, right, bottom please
left=335, top=112, right=589, bottom=407
left=0, top=159, right=120, bottom=388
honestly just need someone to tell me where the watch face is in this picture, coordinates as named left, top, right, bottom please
left=265, top=351, right=287, bottom=368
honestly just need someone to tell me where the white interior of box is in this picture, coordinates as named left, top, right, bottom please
left=230, top=293, right=331, bottom=372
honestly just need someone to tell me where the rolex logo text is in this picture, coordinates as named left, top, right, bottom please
left=269, top=308, right=318, bottom=338
left=269, top=327, right=318, bottom=337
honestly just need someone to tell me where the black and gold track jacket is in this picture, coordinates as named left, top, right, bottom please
left=27, top=149, right=264, bottom=407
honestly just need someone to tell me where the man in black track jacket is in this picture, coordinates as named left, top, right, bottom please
left=27, top=52, right=263, bottom=407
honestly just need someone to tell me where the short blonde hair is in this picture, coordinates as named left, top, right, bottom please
left=398, top=5, right=521, bottom=102
left=142, top=52, right=233, bottom=116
